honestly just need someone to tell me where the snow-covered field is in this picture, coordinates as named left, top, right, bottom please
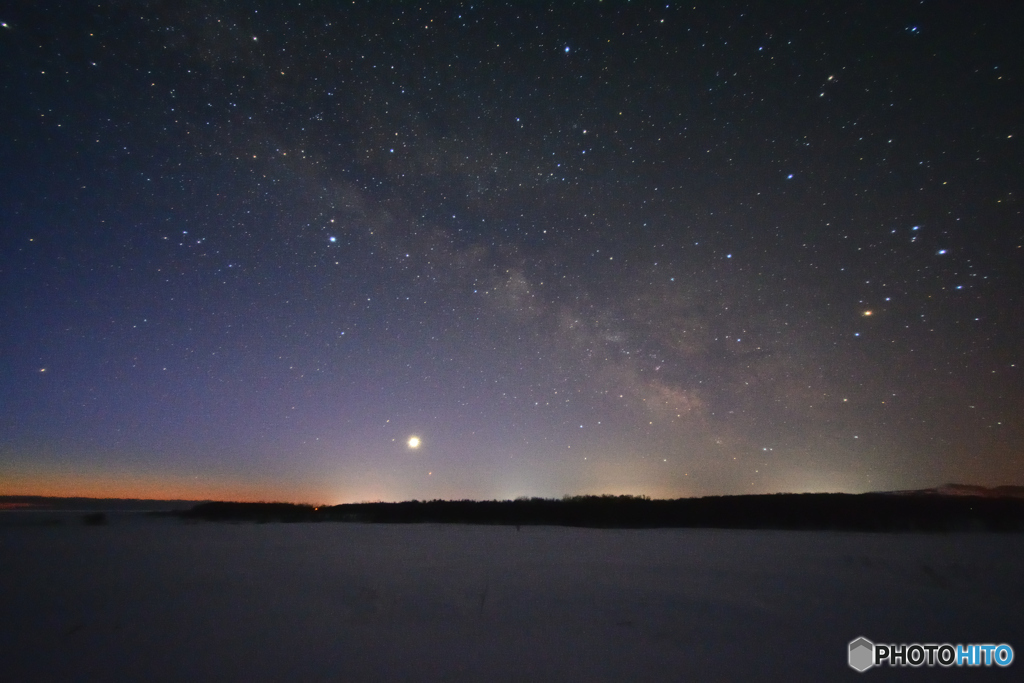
left=1, top=515, right=1021, bottom=681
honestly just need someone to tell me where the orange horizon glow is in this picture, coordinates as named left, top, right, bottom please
left=0, top=474, right=326, bottom=505
left=0, top=468, right=857, bottom=504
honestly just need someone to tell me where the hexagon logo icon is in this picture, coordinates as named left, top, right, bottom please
left=849, top=637, right=875, bottom=672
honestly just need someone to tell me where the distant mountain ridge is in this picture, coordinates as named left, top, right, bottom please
left=886, top=484, right=1024, bottom=499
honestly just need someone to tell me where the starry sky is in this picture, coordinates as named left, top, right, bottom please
left=2, top=2, right=1022, bottom=503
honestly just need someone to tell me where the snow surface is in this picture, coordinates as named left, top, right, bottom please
left=1, top=516, right=1021, bottom=681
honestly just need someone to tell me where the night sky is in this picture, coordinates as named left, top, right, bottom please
left=2, top=2, right=1021, bottom=503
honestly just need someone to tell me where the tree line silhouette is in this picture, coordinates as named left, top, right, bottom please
left=174, top=493, right=1024, bottom=532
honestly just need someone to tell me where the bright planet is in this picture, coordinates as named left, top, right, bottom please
left=407, top=436, right=421, bottom=450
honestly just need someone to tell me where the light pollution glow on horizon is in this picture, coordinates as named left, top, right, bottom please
left=0, top=444, right=939, bottom=504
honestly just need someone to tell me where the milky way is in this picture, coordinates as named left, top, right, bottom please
left=1, top=2, right=1021, bottom=502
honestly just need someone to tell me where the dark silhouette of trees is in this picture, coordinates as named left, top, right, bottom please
left=176, top=493, right=1024, bottom=532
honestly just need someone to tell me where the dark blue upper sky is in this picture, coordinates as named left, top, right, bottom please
left=1, top=1, right=1021, bottom=502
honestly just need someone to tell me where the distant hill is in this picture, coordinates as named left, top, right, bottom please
left=0, top=495, right=206, bottom=511
left=886, top=484, right=1024, bottom=499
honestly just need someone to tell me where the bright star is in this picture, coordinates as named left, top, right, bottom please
left=407, top=436, right=421, bottom=449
